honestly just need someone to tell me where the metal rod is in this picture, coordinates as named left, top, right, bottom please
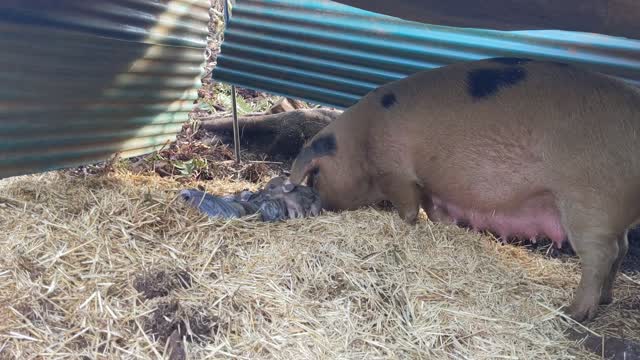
left=223, top=1, right=241, bottom=164
left=231, top=84, right=241, bottom=164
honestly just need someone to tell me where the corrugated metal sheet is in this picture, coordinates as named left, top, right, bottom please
left=0, top=0, right=210, bottom=179
left=212, top=0, right=640, bottom=109
left=332, top=0, right=640, bottom=40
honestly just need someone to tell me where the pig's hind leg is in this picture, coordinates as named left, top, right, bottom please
left=560, top=201, right=622, bottom=322
left=599, top=230, right=629, bottom=305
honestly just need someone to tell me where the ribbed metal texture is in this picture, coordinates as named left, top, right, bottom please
left=0, top=0, right=209, bottom=179
left=212, top=0, right=640, bottom=109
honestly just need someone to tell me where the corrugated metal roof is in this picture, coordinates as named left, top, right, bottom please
left=332, top=0, right=640, bottom=40
left=212, top=0, right=640, bottom=109
left=0, top=0, right=210, bottom=179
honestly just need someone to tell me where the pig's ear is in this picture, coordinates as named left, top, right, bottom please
left=288, top=133, right=336, bottom=186
left=288, top=149, right=318, bottom=186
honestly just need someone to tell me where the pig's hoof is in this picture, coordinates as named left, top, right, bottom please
left=564, top=302, right=598, bottom=323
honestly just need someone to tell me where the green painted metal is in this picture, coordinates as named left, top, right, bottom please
left=212, top=0, right=640, bottom=109
left=0, top=0, right=210, bottom=179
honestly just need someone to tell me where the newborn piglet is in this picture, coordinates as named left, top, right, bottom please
left=179, top=176, right=321, bottom=222
left=179, top=188, right=261, bottom=220
left=258, top=175, right=322, bottom=219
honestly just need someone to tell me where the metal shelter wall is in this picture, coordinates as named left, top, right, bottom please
left=0, top=0, right=210, bottom=179
left=212, top=0, right=640, bottom=109
left=332, top=0, right=640, bottom=40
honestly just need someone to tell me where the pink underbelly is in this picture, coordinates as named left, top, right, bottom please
left=431, top=195, right=567, bottom=247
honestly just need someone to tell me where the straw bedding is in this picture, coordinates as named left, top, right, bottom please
left=1, top=170, right=638, bottom=359
left=3, top=1, right=637, bottom=358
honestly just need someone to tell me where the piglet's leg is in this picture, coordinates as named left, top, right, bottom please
left=309, top=199, right=322, bottom=217
left=379, top=174, right=421, bottom=225
left=284, top=198, right=305, bottom=219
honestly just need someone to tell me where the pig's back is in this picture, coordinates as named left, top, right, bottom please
left=359, top=58, right=640, bottom=212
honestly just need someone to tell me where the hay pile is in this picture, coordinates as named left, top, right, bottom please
left=1, top=171, right=639, bottom=359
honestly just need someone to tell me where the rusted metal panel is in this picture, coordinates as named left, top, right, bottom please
left=212, top=0, right=640, bottom=109
left=0, top=0, right=210, bottom=179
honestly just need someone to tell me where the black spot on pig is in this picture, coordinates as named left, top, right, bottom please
left=310, top=134, right=337, bottom=157
left=381, top=92, right=397, bottom=108
left=489, top=57, right=532, bottom=65
left=467, top=67, right=527, bottom=99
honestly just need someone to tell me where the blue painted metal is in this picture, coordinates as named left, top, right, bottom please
left=0, top=0, right=210, bottom=179
left=212, top=0, right=640, bottom=109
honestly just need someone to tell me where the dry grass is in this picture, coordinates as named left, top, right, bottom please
left=0, top=170, right=638, bottom=359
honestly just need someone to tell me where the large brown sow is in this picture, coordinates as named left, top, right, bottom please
left=284, top=57, right=640, bottom=323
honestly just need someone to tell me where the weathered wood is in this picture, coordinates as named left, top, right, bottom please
left=267, top=98, right=296, bottom=114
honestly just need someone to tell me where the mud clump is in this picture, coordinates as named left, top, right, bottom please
left=144, top=299, right=181, bottom=342
left=183, top=308, right=220, bottom=341
left=134, top=270, right=221, bottom=356
left=142, top=299, right=221, bottom=356
left=133, top=269, right=192, bottom=300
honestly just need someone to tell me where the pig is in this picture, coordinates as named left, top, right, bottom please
left=200, top=109, right=341, bottom=161
left=180, top=175, right=321, bottom=222
left=261, top=175, right=322, bottom=219
left=179, top=188, right=265, bottom=219
left=283, top=57, right=640, bottom=322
